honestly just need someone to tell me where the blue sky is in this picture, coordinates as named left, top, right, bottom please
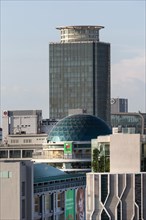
left=1, top=0, right=145, bottom=122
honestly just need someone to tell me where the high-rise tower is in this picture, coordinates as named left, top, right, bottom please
left=49, top=25, right=110, bottom=125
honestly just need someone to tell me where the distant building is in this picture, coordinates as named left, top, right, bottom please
left=111, top=98, right=128, bottom=113
left=111, top=112, right=146, bottom=134
left=2, top=110, right=42, bottom=143
left=0, top=161, right=86, bottom=220
left=49, top=25, right=111, bottom=125
left=0, top=110, right=48, bottom=161
left=0, top=133, right=48, bottom=161
left=40, top=118, right=58, bottom=135
left=86, top=133, right=146, bottom=219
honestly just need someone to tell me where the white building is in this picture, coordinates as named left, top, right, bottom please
left=86, top=172, right=146, bottom=220
left=0, top=110, right=48, bottom=161
left=86, top=133, right=146, bottom=219
left=2, top=110, right=42, bottom=144
left=0, top=161, right=33, bottom=220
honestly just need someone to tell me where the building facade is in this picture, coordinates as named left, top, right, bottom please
left=2, top=110, right=42, bottom=143
left=0, top=110, right=48, bottom=162
left=49, top=25, right=110, bottom=125
left=111, top=112, right=146, bottom=134
left=91, top=133, right=146, bottom=173
left=111, top=98, right=128, bottom=113
left=86, top=133, right=146, bottom=219
left=0, top=161, right=33, bottom=220
left=86, top=172, right=146, bottom=220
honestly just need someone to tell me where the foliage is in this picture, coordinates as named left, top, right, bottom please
left=92, top=148, right=110, bottom=172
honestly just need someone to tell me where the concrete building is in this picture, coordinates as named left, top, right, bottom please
left=0, top=133, right=48, bottom=161
left=0, top=161, right=33, bottom=220
left=86, top=172, right=146, bottom=220
left=0, top=110, right=50, bottom=161
left=2, top=110, right=42, bottom=143
left=49, top=25, right=111, bottom=125
left=0, top=161, right=86, bottom=220
left=111, top=98, right=128, bottom=113
left=86, top=133, right=146, bottom=219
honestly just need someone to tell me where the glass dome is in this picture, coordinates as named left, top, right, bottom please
left=48, top=114, right=111, bottom=142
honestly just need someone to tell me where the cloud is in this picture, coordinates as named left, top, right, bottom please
left=112, top=55, right=145, bottom=83
left=112, top=55, right=146, bottom=112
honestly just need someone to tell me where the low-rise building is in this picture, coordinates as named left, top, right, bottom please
left=86, top=133, right=146, bottom=219
left=0, top=161, right=86, bottom=220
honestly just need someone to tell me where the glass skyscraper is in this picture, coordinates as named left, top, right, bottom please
left=49, top=25, right=110, bottom=125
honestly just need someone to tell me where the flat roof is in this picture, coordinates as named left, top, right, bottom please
left=56, top=25, right=104, bottom=30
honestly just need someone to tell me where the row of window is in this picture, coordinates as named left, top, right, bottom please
left=0, top=150, right=33, bottom=158
left=10, top=138, right=45, bottom=144
left=61, top=29, right=99, bottom=34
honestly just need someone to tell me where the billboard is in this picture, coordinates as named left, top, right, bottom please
left=76, top=188, right=85, bottom=220
left=65, top=189, right=75, bottom=220
left=64, top=142, right=72, bottom=154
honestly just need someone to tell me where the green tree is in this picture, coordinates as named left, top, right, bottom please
left=92, top=148, right=100, bottom=172
left=92, top=148, right=110, bottom=172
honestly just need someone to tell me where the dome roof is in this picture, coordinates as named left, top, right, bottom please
left=48, top=114, right=111, bottom=142
left=34, top=163, right=66, bottom=179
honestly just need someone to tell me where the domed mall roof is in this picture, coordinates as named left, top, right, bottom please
left=48, top=114, right=111, bottom=142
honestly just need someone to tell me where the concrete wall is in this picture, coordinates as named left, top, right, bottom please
left=110, top=134, right=141, bottom=173
left=0, top=161, right=33, bottom=220
left=86, top=172, right=146, bottom=220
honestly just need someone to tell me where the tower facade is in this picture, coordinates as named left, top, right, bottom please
left=49, top=25, right=110, bottom=125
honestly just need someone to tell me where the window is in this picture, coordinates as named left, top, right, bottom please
left=22, top=181, right=25, bottom=196
left=11, top=139, right=19, bottom=144
left=45, top=195, right=52, bottom=212
left=0, top=150, right=8, bottom=158
left=22, top=150, right=33, bottom=158
left=34, top=196, right=40, bottom=213
left=0, top=171, right=12, bottom=178
left=22, top=199, right=25, bottom=219
left=23, top=139, right=32, bottom=144
left=10, top=150, right=21, bottom=158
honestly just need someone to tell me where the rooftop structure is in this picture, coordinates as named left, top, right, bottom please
left=56, top=25, right=104, bottom=43
left=48, top=114, right=111, bottom=142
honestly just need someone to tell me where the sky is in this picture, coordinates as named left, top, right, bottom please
left=0, top=0, right=146, bottom=123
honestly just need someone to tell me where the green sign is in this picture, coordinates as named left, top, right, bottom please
left=65, top=189, right=75, bottom=220
left=64, top=142, right=72, bottom=154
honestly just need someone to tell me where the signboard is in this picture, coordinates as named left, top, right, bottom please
left=65, top=189, right=75, bottom=220
left=76, top=188, right=85, bottom=220
left=64, top=142, right=73, bottom=155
